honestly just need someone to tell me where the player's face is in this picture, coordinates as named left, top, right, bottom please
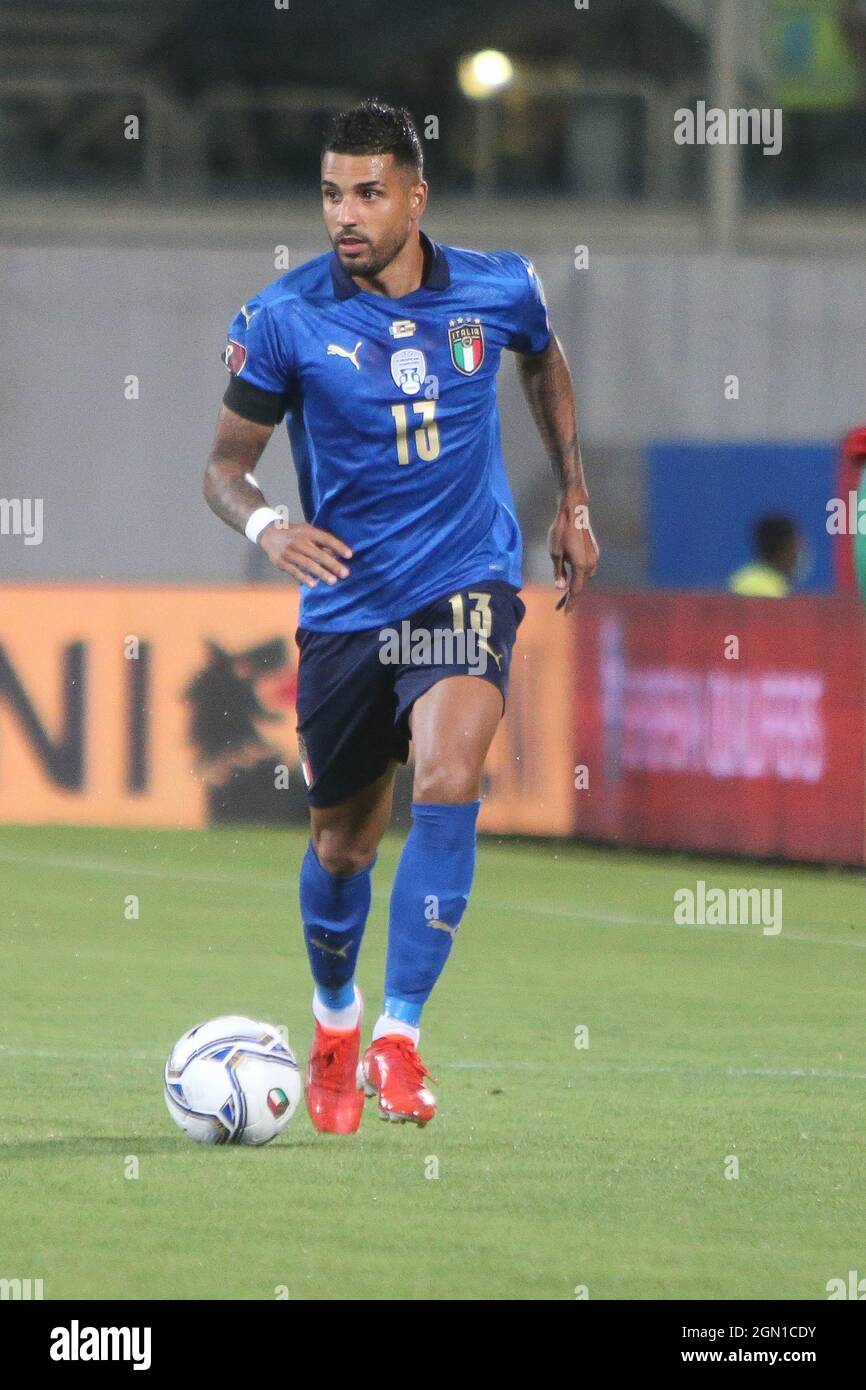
left=320, top=152, right=426, bottom=278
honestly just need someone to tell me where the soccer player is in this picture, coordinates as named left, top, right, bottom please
left=204, top=100, right=598, bottom=1132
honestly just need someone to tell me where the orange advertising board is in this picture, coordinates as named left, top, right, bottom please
left=0, top=584, right=573, bottom=835
left=0, top=585, right=302, bottom=827
left=478, top=591, right=575, bottom=836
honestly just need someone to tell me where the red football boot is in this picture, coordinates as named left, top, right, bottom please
left=306, top=1010, right=364, bottom=1134
left=362, top=1034, right=437, bottom=1126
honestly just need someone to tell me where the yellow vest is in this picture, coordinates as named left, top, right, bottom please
left=728, top=563, right=790, bottom=598
left=771, top=0, right=860, bottom=110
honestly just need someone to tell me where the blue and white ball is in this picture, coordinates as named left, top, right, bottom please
left=164, top=1016, right=302, bottom=1145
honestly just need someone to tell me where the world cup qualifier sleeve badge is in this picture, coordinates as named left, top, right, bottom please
left=448, top=318, right=485, bottom=375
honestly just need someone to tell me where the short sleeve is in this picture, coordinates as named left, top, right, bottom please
left=221, top=298, right=295, bottom=425
left=505, top=255, right=551, bottom=356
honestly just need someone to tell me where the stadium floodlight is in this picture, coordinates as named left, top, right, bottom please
left=458, top=51, right=514, bottom=196
left=457, top=50, right=514, bottom=100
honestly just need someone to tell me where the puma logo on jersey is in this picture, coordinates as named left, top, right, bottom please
left=327, top=340, right=363, bottom=370
left=240, top=303, right=259, bottom=325
left=428, top=919, right=458, bottom=938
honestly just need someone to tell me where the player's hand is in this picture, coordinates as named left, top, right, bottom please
left=259, top=521, right=352, bottom=587
left=548, top=491, right=599, bottom=615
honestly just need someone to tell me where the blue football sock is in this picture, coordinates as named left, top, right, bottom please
left=300, top=841, right=374, bottom=1010
left=383, top=800, right=480, bottom=1026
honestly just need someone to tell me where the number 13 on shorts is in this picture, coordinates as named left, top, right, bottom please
left=449, top=592, right=492, bottom=637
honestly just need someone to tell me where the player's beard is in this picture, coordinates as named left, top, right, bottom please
left=333, top=224, right=411, bottom=280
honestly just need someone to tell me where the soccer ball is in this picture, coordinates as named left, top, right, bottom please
left=164, top=1015, right=302, bottom=1146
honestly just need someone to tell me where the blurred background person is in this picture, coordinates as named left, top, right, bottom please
left=728, top=514, right=804, bottom=597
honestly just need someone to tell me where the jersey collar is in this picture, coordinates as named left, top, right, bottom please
left=329, top=230, right=450, bottom=301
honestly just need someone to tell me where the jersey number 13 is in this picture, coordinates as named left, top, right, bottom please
left=390, top=401, right=441, bottom=466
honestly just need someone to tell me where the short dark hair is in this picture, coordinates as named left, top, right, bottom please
left=754, top=513, right=798, bottom=564
left=322, top=99, right=423, bottom=177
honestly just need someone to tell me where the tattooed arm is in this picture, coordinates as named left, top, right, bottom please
left=515, top=334, right=599, bottom=614
left=204, top=404, right=274, bottom=533
left=203, top=404, right=352, bottom=587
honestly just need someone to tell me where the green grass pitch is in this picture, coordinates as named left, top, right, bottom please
left=0, top=823, right=864, bottom=1301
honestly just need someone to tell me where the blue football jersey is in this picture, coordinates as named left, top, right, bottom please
left=221, top=231, right=550, bottom=631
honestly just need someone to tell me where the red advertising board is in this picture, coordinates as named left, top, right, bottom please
left=573, top=593, right=866, bottom=865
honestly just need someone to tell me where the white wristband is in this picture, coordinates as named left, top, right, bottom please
left=245, top=506, right=281, bottom=545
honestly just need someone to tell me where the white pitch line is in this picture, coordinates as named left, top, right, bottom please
left=0, top=848, right=290, bottom=891
left=0, top=1046, right=863, bottom=1083
left=0, top=848, right=863, bottom=950
left=446, top=1061, right=866, bottom=1081
left=0, top=1047, right=165, bottom=1061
